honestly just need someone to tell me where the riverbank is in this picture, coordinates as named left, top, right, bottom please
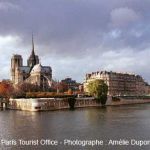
left=106, top=96, right=150, bottom=106
left=3, top=96, right=150, bottom=111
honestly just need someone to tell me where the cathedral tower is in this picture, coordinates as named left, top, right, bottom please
left=11, top=54, right=23, bottom=84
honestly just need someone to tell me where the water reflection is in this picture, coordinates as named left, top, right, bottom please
left=0, top=104, right=150, bottom=149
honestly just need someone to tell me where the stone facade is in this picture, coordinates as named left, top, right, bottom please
left=10, top=37, right=52, bottom=89
left=84, top=71, right=150, bottom=96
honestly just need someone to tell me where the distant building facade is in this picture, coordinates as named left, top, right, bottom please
left=61, top=77, right=79, bottom=91
left=84, top=71, right=150, bottom=96
left=10, top=36, right=52, bottom=90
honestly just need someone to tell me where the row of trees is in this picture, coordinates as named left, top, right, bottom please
left=0, top=81, right=76, bottom=99
left=0, top=81, right=42, bottom=99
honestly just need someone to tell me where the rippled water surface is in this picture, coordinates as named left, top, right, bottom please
left=0, top=104, right=150, bottom=150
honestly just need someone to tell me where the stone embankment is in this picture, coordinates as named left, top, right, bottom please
left=7, top=96, right=150, bottom=111
left=107, top=96, right=150, bottom=106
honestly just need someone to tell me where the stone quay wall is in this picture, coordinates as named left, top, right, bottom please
left=107, top=97, right=150, bottom=106
left=8, top=96, right=150, bottom=111
left=8, top=98, right=100, bottom=111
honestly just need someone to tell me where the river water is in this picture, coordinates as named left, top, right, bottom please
left=0, top=104, right=150, bottom=150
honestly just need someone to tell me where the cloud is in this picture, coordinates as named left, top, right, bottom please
left=0, top=0, right=150, bottom=83
left=110, top=7, right=141, bottom=28
left=0, top=1, right=20, bottom=11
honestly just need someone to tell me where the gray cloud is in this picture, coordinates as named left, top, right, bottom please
left=0, top=1, right=19, bottom=11
left=110, top=7, right=140, bottom=28
left=0, top=0, right=150, bottom=82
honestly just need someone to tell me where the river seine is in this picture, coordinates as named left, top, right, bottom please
left=0, top=104, right=150, bottom=150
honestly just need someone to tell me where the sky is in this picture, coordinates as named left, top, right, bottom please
left=0, top=0, right=150, bottom=83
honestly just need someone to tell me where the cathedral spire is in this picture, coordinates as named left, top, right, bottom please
left=27, top=34, right=39, bottom=68
left=32, top=33, right=35, bottom=56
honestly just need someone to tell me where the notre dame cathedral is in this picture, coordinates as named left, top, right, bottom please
left=11, top=36, right=52, bottom=90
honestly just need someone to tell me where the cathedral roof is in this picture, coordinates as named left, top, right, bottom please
left=19, top=66, right=30, bottom=73
left=43, top=66, right=52, bottom=72
left=30, top=64, right=42, bottom=73
left=30, top=64, right=51, bottom=74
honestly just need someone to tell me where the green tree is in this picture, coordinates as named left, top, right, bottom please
left=87, top=79, right=108, bottom=106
